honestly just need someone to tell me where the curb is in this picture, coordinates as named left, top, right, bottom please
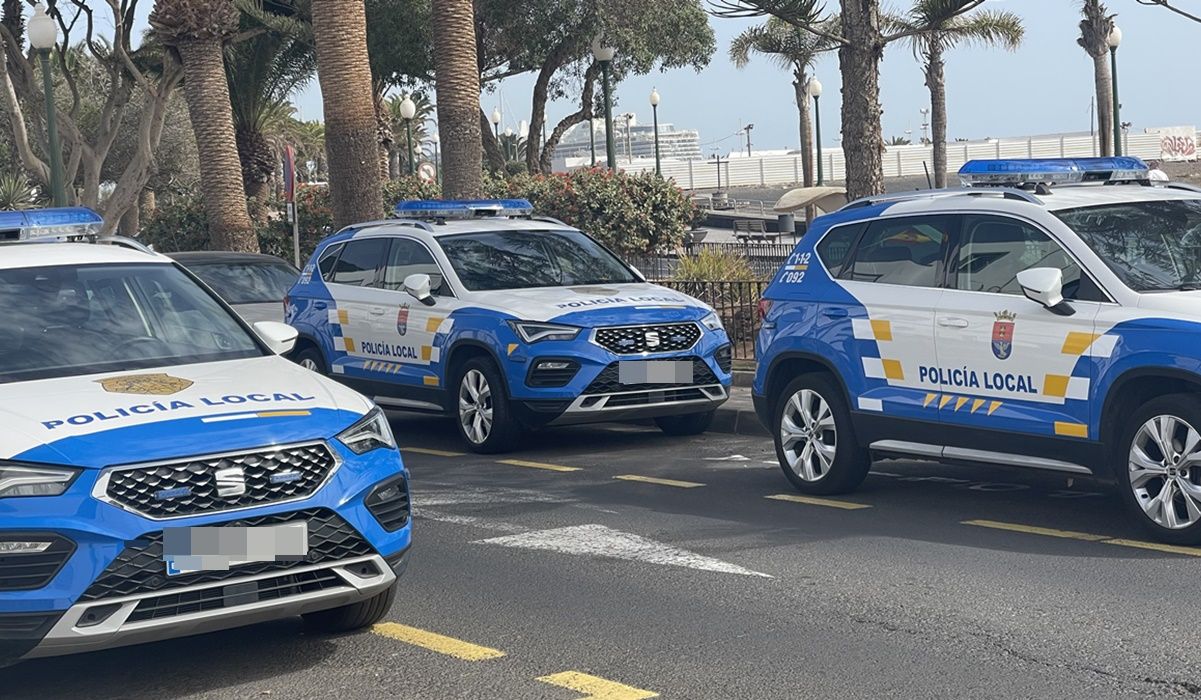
left=710, top=404, right=770, bottom=438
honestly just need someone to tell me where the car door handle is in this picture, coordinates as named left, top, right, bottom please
left=822, top=308, right=849, bottom=318
left=369, top=306, right=386, bottom=316
left=313, top=301, right=327, bottom=310
left=938, top=317, right=969, bottom=328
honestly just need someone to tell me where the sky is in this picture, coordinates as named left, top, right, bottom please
left=128, top=0, right=1198, bottom=153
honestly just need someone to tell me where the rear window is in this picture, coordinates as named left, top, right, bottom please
left=188, top=260, right=298, bottom=304
left=330, top=239, right=388, bottom=287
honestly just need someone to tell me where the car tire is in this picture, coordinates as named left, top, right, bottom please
left=293, top=345, right=327, bottom=375
left=1116, top=394, right=1201, bottom=545
left=773, top=373, right=869, bottom=495
left=302, top=581, right=396, bottom=633
left=453, top=356, right=521, bottom=454
left=655, top=411, right=715, bottom=436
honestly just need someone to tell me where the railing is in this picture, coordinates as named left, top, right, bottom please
left=657, top=279, right=769, bottom=361
left=627, top=242, right=792, bottom=282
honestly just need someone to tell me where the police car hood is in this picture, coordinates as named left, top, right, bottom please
left=0, top=356, right=374, bottom=467
left=472, top=283, right=712, bottom=326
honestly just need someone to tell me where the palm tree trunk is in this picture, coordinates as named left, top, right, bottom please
left=839, top=1, right=885, bottom=200
left=793, top=70, right=813, bottom=188
left=374, top=92, right=393, bottom=181
left=1, top=0, right=22, bottom=48
left=175, top=39, right=257, bottom=252
left=1093, top=53, right=1113, bottom=157
left=925, top=43, right=948, bottom=189
left=433, top=0, right=482, bottom=198
left=312, top=0, right=383, bottom=229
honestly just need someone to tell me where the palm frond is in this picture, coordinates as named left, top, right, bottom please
left=1077, top=0, right=1114, bottom=56
left=940, top=9, right=1024, bottom=50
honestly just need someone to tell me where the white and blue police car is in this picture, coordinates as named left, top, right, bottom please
left=286, top=199, right=733, bottom=453
left=755, top=157, right=1201, bottom=544
left=0, top=208, right=410, bottom=664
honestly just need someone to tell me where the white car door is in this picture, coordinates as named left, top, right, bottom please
left=324, top=236, right=391, bottom=379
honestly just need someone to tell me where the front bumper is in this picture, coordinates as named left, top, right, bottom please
left=0, top=442, right=411, bottom=662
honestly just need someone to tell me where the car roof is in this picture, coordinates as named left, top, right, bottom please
left=1033, top=184, right=1201, bottom=211
left=0, top=242, right=171, bottom=270
left=169, top=250, right=297, bottom=267
left=341, top=217, right=574, bottom=241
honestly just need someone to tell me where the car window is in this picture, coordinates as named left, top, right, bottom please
left=318, top=243, right=344, bottom=282
left=188, top=260, right=298, bottom=304
left=816, top=222, right=865, bottom=275
left=330, top=239, right=388, bottom=287
left=0, top=263, right=263, bottom=383
left=438, top=230, right=637, bottom=291
left=954, top=216, right=1087, bottom=299
left=381, top=238, right=448, bottom=295
left=845, top=216, right=953, bottom=287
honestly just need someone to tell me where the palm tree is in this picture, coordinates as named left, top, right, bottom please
left=431, top=0, right=482, bottom=198
left=897, top=2, right=1023, bottom=187
left=226, top=0, right=315, bottom=205
left=1078, top=0, right=1115, bottom=157
left=729, top=18, right=831, bottom=189
left=888, top=135, right=912, bottom=146
left=387, top=92, right=435, bottom=178
left=311, top=0, right=383, bottom=228
left=151, top=0, right=258, bottom=252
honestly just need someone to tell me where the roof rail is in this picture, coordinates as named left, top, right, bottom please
left=1158, top=182, right=1201, bottom=195
left=356, top=219, right=435, bottom=233
left=839, top=187, right=1043, bottom=212
left=531, top=215, right=570, bottom=227
left=96, top=235, right=156, bottom=255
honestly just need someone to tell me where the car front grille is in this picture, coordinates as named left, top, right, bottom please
left=0, top=535, right=75, bottom=591
left=81, top=508, right=374, bottom=601
left=594, top=323, right=701, bottom=354
left=584, top=358, right=719, bottom=395
left=100, top=442, right=338, bottom=519
left=605, top=388, right=710, bottom=407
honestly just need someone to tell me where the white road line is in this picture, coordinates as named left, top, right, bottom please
left=476, top=524, right=772, bottom=578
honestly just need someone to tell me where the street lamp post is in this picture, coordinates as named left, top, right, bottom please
left=589, top=119, right=597, bottom=167
left=591, top=35, right=617, bottom=171
left=1108, top=26, right=1123, bottom=157
left=919, top=108, right=930, bottom=144
left=504, top=127, right=514, bottom=162
left=28, top=4, right=65, bottom=207
left=743, top=124, right=754, bottom=158
left=431, top=131, right=441, bottom=184
left=649, top=89, right=661, bottom=176
left=399, top=95, right=417, bottom=177
left=491, top=106, right=502, bottom=144
left=623, top=113, right=634, bottom=164
left=809, top=78, right=824, bottom=186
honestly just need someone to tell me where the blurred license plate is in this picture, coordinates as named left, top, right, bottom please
left=163, top=522, right=308, bottom=576
left=618, top=360, right=693, bottom=385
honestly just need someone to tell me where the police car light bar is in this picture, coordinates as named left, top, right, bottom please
left=0, top=207, right=104, bottom=241
left=959, top=157, right=1149, bottom=187
left=394, top=199, right=534, bottom=219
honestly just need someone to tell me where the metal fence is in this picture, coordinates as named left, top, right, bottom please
left=627, top=242, right=793, bottom=281
left=657, top=279, right=769, bottom=361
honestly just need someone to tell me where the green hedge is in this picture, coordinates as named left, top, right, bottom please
left=141, top=170, right=695, bottom=262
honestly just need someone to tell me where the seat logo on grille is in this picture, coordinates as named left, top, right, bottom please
left=215, top=466, right=247, bottom=498
left=645, top=331, right=661, bottom=348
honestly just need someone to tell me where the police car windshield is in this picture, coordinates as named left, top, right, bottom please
left=186, top=260, right=298, bottom=304
left=438, top=229, right=637, bottom=291
left=1056, top=199, right=1201, bottom=291
left=0, top=263, right=264, bottom=383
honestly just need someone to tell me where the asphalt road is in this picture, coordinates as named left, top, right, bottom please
left=6, top=413, right=1201, bottom=699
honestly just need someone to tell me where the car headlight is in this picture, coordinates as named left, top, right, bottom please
left=0, top=462, right=79, bottom=498
left=506, top=320, right=581, bottom=343
left=701, top=312, right=724, bottom=332
left=337, top=407, right=397, bottom=454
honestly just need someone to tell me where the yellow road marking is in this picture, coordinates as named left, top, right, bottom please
left=766, top=494, right=871, bottom=510
left=963, top=519, right=1109, bottom=542
left=966, top=520, right=1201, bottom=557
left=402, top=446, right=465, bottom=457
left=499, top=459, right=582, bottom=472
left=1062, top=331, right=1101, bottom=355
left=870, top=319, right=893, bottom=341
left=1054, top=421, right=1089, bottom=438
left=536, top=671, right=659, bottom=700
left=371, top=623, right=505, bottom=660
left=881, top=358, right=905, bottom=380
left=614, top=474, right=705, bottom=489
left=1103, top=539, right=1201, bottom=557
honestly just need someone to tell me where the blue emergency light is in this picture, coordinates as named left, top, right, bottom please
left=959, top=157, right=1149, bottom=187
left=0, top=206, right=103, bottom=241
left=394, top=199, right=534, bottom=219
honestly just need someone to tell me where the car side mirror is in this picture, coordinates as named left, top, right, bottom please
left=404, top=273, right=436, bottom=306
left=1017, top=267, right=1072, bottom=315
left=254, top=321, right=298, bottom=355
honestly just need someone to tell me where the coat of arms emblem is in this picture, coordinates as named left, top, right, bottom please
left=992, top=310, right=1017, bottom=360
left=97, top=373, right=194, bottom=395
left=397, top=304, right=410, bottom=336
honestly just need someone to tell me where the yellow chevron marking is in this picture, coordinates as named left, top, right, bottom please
left=1044, top=374, right=1070, bottom=398
left=971, top=398, right=986, bottom=413
left=870, top=319, right=893, bottom=342
left=923, top=393, right=938, bottom=408
left=426, top=316, right=444, bottom=333
left=954, top=396, right=969, bottom=412
left=507, top=343, right=519, bottom=356
left=342, top=337, right=356, bottom=353
left=881, top=359, right=904, bottom=381
left=938, top=394, right=954, bottom=409
left=1062, top=332, right=1101, bottom=355
left=1054, top=421, right=1089, bottom=438
left=988, top=401, right=1003, bottom=416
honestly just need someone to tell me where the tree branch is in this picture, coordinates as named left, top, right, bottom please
left=1136, top=0, right=1201, bottom=24
left=0, top=29, right=49, bottom=183
left=882, top=0, right=987, bottom=43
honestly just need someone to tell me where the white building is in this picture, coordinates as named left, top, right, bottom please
left=552, top=117, right=702, bottom=170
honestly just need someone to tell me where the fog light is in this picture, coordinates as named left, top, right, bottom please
left=536, top=360, right=573, bottom=371
left=0, top=541, right=53, bottom=554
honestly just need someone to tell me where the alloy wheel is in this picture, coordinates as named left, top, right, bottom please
left=298, top=357, right=320, bottom=372
left=780, top=389, right=838, bottom=482
left=459, top=369, right=494, bottom=445
left=1129, top=414, right=1201, bottom=530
